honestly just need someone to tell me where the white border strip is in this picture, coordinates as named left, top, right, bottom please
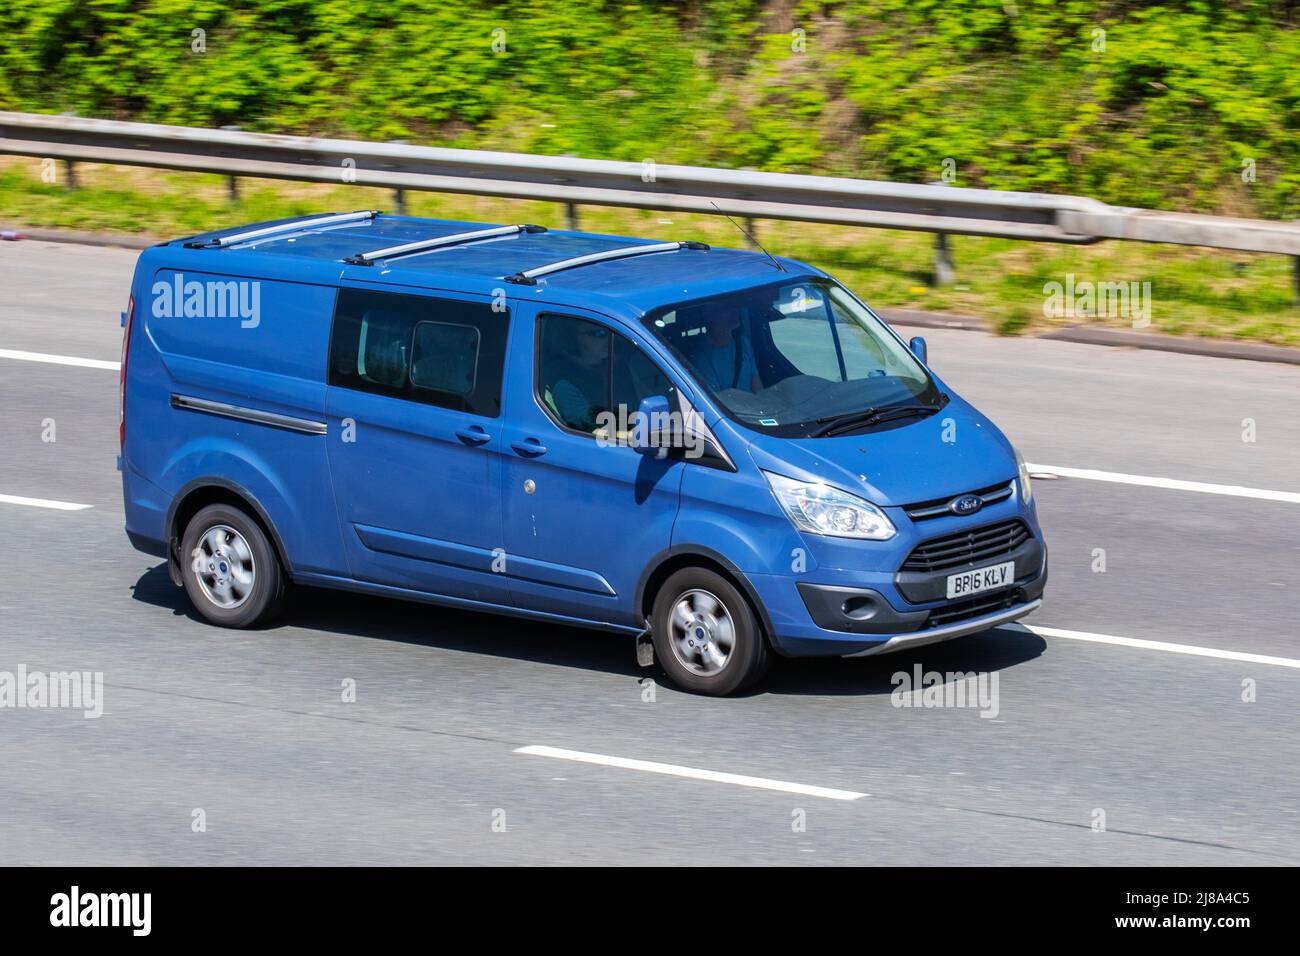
left=1026, top=624, right=1300, bottom=670
left=516, top=745, right=868, bottom=801
left=0, top=348, right=119, bottom=371
left=0, top=493, right=93, bottom=511
left=1027, top=463, right=1300, bottom=505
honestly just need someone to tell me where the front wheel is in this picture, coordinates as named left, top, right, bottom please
left=180, top=503, right=287, bottom=628
left=651, top=568, right=770, bottom=696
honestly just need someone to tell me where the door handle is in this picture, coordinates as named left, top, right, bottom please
left=455, top=425, right=491, bottom=446
left=510, top=438, right=549, bottom=457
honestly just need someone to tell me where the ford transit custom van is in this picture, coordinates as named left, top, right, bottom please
left=121, top=211, right=1046, bottom=695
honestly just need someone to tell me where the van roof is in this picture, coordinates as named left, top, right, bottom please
left=163, top=212, right=819, bottom=318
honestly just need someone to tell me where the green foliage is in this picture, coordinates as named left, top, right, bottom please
left=0, top=0, right=1297, bottom=216
left=823, top=0, right=1300, bottom=217
left=996, top=305, right=1032, bottom=336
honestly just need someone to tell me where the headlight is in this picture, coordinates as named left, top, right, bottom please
left=1015, top=448, right=1033, bottom=504
left=763, top=471, right=896, bottom=540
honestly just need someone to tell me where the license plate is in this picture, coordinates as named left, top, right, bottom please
left=946, top=560, right=1015, bottom=599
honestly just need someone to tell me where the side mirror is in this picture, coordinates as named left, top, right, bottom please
left=631, top=394, right=673, bottom=456
left=909, top=336, right=928, bottom=365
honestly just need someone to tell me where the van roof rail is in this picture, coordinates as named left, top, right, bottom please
left=343, top=223, right=548, bottom=266
left=183, top=210, right=381, bottom=249
left=504, top=240, right=709, bottom=285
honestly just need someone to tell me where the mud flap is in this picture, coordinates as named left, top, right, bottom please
left=167, top=536, right=184, bottom=587
left=635, top=623, right=655, bottom=668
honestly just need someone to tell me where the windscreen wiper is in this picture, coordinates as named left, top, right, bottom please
left=810, top=407, right=880, bottom=438
left=810, top=402, right=940, bottom=438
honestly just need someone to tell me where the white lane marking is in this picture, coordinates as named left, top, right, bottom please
left=0, top=493, right=93, bottom=511
left=0, top=348, right=120, bottom=371
left=1025, top=624, right=1300, bottom=670
left=0, top=496, right=92, bottom=512
left=1027, top=463, right=1300, bottom=505
left=0, top=496, right=94, bottom=512
left=516, top=745, right=868, bottom=801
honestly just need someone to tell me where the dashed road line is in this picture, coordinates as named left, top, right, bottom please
left=1027, top=463, right=1300, bottom=505
left=0, top=348, right=120, bottom=371
left=1025, top=624, right=1300, bottom=670
left=515, top=745, right=868, bottom=801
left=0, top=493, right=93, bottom=511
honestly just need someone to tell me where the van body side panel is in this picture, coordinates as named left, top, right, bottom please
left=672, top=463, right=807, bottom=577
left=322, top=386, right=510, bottom=602
left=498, top=303, right=684, bottom=627
left=122, top=260, right=347, bottom=576
left=323, top=282, right=510, bottom=605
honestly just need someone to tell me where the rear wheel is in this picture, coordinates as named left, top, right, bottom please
left=652, top=567, right=770, bottom=696
left=180, top=503, right=287, bottom=628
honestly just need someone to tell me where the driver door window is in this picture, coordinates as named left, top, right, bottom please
left=537, top=314, right=675, bottom=443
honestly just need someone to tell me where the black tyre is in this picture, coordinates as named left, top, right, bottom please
left=180, top=503, right=287, bottom=628
left=651, top=567, right=770, bottom=695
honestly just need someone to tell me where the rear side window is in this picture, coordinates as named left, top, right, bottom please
left=410, top=322, right=480, bottom=396
left=329, top=288, right=506, bottom=417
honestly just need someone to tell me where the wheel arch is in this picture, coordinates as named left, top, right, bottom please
left=635, top=546, right=778, bottom=651
left=166, top=478, right=294, bottom=585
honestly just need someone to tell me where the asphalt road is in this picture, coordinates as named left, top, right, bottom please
left=1, top=239, right=1298, bottom=865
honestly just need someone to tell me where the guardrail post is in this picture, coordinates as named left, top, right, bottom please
left=388, top=139, right=409, bottom=216
left=743, top=217, right=759, bottom=250
left=220, top=127, right=241, bottom=203
left=561, top=152, right=581, bottom=230
left=56, top=111, right=79, bottom=190
left=932, top=232, right=955, bottom=286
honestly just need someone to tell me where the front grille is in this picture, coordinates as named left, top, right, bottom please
left=926, top=588, right=1025, bottom=628
left=902, top=479, right=1015, bottom=521
left=901, top=519, right=1030, bottom=573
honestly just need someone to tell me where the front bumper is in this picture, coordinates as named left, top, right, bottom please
left=840, top=598, right=1041, bottom=657
left=746, top=539, right=1047, bottom=658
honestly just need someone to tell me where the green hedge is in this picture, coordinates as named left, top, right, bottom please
left=1, top=0, right=1296, bottom=217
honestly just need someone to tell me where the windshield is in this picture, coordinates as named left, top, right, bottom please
left=643, top=277, right=943, bottom=437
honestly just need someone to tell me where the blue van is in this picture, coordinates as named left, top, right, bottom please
left=120, top=211, right=1046, bottom=695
